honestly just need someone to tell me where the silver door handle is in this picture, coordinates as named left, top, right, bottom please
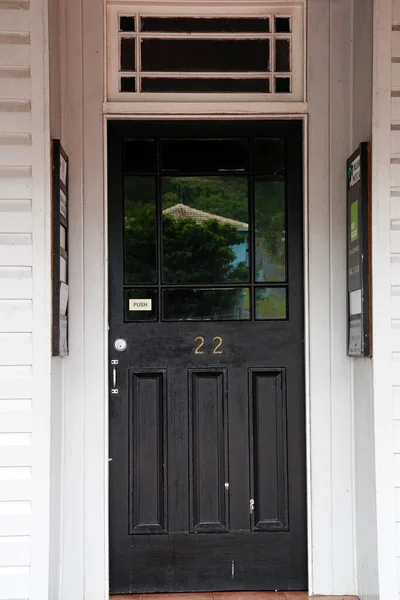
left=111, top=359, right=118, bottom=394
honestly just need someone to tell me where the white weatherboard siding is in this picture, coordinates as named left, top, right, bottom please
left=392, top=1, right=400, bottom=595
left=392, top=3, right=400, bottom=595
left=0, top=1, right=51, bottom=600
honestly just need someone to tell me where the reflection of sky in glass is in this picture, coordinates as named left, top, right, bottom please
left=231, top=229, right=248, bottom=267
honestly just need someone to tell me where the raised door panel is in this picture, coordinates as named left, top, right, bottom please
left=249, top=368, right=288, bottom=531
left=129, top=370, right=167, bottom=534
left=189, top=369, right=229, bottom=533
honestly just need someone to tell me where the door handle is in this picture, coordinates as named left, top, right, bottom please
left=111, top=359, right=118, bottom=394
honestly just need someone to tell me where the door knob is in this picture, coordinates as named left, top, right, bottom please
left=114, top=338, right=127, bottom=352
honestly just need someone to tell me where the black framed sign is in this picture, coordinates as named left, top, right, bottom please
left=346, top=143, right=372, bottom=357
left=52, top=140, right=69, bottom=356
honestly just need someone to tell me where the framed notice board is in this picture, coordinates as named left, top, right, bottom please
left=346, top=143, right=372, bottom=357
left=52, top=140, right=69, bottom=356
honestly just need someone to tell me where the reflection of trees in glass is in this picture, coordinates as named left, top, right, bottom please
left=124, top=175, right=286, bottom=318
left=165, top=288, right=249, bottom=321
left=163, top=176, right=248, bottom=222
left=124, top=177, right=157, bottom=283
left=162, top=176, right=249, bottom=285
left=256, top=288, right=286, bottom=319
left=255, top=181, right=286, bottom=282
left=163, top=213, right=248, bottom=284
left=124, top=176, right=248, bottom=287
left=163, top=176, right=285, bottom=282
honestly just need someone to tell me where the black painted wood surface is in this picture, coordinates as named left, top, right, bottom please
left=108, top=121, right=306, bottom=594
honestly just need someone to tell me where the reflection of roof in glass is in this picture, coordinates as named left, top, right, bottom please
left=163, top=203, right=248, bottom=230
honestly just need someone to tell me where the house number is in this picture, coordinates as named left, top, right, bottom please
left=193, top=336, right=223, bottom=355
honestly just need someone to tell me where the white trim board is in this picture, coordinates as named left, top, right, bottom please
left=104, top=102, right=308, bottom=115
left=306, top=0, right=355, bottom=593
left=28, top=0, right=53, bottom=598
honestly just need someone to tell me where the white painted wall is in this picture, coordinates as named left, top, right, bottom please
left=0, top=1, right=52, bottom=600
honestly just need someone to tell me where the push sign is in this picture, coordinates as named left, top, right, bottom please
left=346, top=143, right=372, bottom=357
left=129, top=298, right=152, bottom=311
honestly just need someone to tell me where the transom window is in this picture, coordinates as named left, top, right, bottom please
left=107, top=3, right=305, bottom=103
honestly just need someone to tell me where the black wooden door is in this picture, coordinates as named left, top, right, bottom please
left=108, top=120, right=306, bottom=594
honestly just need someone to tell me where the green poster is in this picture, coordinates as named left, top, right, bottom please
left=350, top=200, right=358, bottom=242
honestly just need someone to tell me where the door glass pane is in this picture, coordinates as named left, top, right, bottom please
left=120, top=37, right=136, bottom=71
left=253, top=138, right=285, bottom=173
left=124, top=177, right=157, bottom=284
left=163, top=288, right=250, bottom=321
left=275, top=39, right=290, bottom=72
left=161, top=138, right=248, bottom=173
left=255, top=287, right=287, bottom=320
left=141, top=77, right=270, bottom=94
left=162, top=176, right=249, bottom=284
left=125, top=288, right=158, bottom=322
left=255, top=180, right=286, bottom=282
left=275, top=77, right=291, bottom=93
left=141, top=17, right=270, bottom=33
left=141, top=39, right=270, bottom=73
left=120, top=77, right=136, bottom=92
left=274, top=17, right=291, bottom=33
left=124, top=139, right=157, bottom=173
left=120, top=16, right=135, bottom=32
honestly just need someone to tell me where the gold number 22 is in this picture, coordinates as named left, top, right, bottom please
left=193, top=336, right=223, bottom=355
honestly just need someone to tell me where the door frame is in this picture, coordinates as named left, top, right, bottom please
left=104, top=118, right=310, bottom=594
left=104, top=110, right=310, bottom=590
left=58, top=1, right=360, bottom=598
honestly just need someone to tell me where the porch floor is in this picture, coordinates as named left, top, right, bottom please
left=111, top=593, right=359, bottom=599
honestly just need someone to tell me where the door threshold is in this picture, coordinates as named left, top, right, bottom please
left=110, top=593, right=359, bottom=599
